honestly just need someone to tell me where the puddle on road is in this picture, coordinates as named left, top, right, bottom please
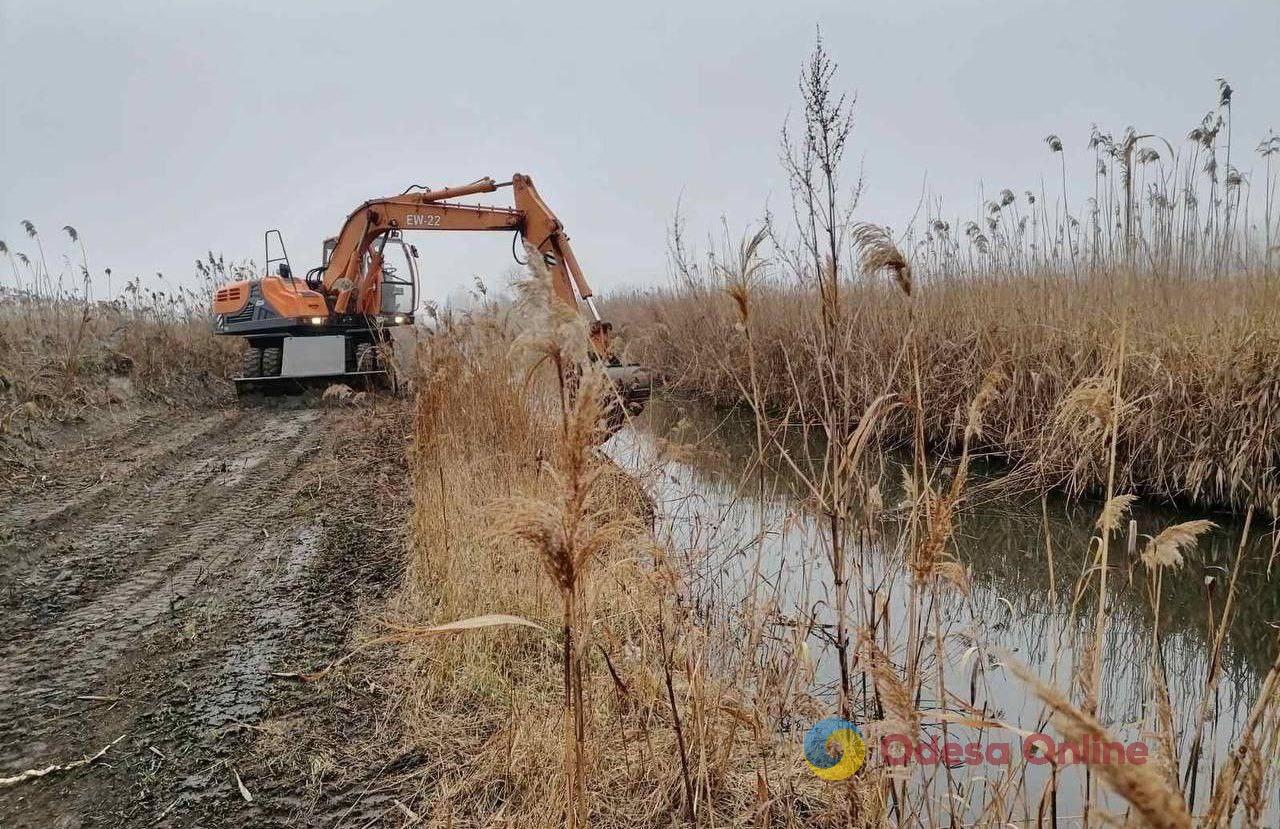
left=606, top=395, right=1279, bottom=822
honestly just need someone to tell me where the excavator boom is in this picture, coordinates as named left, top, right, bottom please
left=318, top=175, right=605, bottom=346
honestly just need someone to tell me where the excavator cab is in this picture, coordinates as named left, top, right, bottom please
left=369, top=232, right=418, bottom=317
left=317, top=232, right=418, bottom=316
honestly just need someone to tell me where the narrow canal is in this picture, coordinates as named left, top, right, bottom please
left=607, top=394, right=1279, bottom=823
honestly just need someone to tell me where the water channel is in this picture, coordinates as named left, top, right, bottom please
left=607, top=394, right=1279, bottom=823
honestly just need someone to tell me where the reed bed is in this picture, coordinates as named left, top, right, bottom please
left=614, top=270, right=1279, bottom=514
left=609, top=60, right=1278, bottom=517
left=368, top=259, right=888, bottom=826
left=521, top=36, right=1280, bottom=826
left=372, top=252, right=1278, bottom=825
left=0, top=223, right=238, bottom=476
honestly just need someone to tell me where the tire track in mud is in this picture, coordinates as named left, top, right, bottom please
left=0, top=410, right=235, bottom=529
left=0, top=410, right=320, bottom=706
left=0, top=402, right=399, bottom=828
left=0, top=410, right=238, bottom=622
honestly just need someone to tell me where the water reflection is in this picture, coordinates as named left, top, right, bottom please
left=606, top=394, right=1279, bottom=822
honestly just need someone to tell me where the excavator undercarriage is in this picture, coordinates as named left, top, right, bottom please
left=233, top=330, right=395, bottom=394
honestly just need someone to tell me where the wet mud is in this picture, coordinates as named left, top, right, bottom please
left=1, top=403, right=403, bottom=827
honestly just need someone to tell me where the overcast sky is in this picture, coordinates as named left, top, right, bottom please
left=2, top=0, right=1276, bottom=304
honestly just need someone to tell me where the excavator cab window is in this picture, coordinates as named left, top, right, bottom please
left=369, top=234, right=417, bottom=315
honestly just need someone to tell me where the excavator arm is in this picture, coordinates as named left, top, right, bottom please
left=320, top=174, right=610, bottom=354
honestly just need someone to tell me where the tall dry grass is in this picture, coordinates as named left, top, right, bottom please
left=576, top=34, right=1278, bottom=827
left=360, top=256, right=897, bottom=826
left=286, top=207, right=1280, bottom=826
left=610, top=49, right=1278, bottom=518
left=614, top=271, right=1280, bottom=514
left=373, top=250, right=1278, bottom=826
left=634, top=230, right=1276, bottom=826
left=1, top=223, right=240, bottom=478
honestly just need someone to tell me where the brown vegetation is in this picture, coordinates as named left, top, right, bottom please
left=356, top=253, right=1279, bottom=825
left=354, top=261, right=885, bottom=826
left=0, top=225, right=238, bottom=481
left=614, top=271, right=1279, bottom=514
left=610, top=57, right=1278, bottom=518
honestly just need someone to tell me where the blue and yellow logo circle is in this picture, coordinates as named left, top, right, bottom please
left=804, top=717, right=865, bottom=780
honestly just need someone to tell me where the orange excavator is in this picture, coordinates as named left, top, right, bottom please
left=212, top=174, right=649, bottom=415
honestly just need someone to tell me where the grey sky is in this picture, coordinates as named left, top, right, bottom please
left=2, top=0, right=1276, bottom=303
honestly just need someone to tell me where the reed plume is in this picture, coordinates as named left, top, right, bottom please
left=852, top=221, right=912, bottom=296
left=489, top=250, right=640, bottom=827
left=1141, top=519, right=1217, bottom=570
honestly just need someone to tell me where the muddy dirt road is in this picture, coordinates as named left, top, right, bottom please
left=1, top=403, right=403, bottom=827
